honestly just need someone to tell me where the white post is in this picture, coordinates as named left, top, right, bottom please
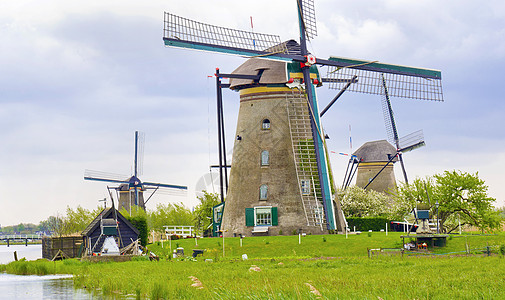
left=161, top=239, right=163, bottom=248
left=353, top=226, right=356, bottom=233
left=195, top=237, right=198, bottom=246
left=346, top=227, right=348, bottom=239
left=299, top=233, right=301, bottom=245
left=240, top=238, right=243, bottom=247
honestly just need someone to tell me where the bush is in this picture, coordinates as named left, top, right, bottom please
left=347, top=217, right=390, bottom=232
left=126, top=215, right=148, bottom=246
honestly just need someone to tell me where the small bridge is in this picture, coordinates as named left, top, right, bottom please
left=0, top=234, right=44, bottom=246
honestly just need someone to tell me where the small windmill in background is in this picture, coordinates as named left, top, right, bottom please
left=362, top=75, right=427, bottom=189
left=84, top=131, right=187, bottom=212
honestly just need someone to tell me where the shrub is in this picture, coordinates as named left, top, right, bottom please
left=347, top=217, right=390, bottom=232
left=126, top=215, right=148, bottom=247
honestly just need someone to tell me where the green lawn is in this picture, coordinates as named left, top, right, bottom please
left=2, top=232, right=505, bottom=299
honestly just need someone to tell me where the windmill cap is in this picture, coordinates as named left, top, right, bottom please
left=353, top=140, right=398, bottom=163
left=229, top=40, right=321, bottom=90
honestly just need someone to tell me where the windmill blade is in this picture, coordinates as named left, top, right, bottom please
left=84, top=169, right=130, bottom=183
left=144, top=186, right=188, bottom=197
left=298, top=0, right=318, bottom=40
left=163, top=12, right=292, bottom=60
left=323, top=56, right=443, bottom=101
left=397, top=152, right=409, bottom=184
left=143, top=181, right=187, bottom=191
left=134, top=131, right=145, bottom=177
left=380, top=74, right=400, bottom=146
left=399, top=130, right=426, bottom=153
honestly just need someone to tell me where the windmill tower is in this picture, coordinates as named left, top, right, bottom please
left=353, top=140, right=398, bottom=193
left=219, top=54, right=339, bottom=235
left=162, top=0, right=444, bottom=236
left=84, top=131, right=187, bottom=212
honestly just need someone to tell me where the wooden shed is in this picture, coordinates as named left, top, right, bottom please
left=42, top=235, right=83, bottom=260
left=81, top=207, right=139, bottom=256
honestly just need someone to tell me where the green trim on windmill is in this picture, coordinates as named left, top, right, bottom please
left=287, top=61, right=319, bottom=76
left=328, top=56, right=442, bottom=79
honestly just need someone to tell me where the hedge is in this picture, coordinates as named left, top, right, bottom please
left=126, top=215, right=148, bottom=246
left=346, top=217, right=390, bottom=232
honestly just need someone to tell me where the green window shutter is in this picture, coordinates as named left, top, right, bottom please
left=271, top=207, right=278, bottom=226
left=245, top=208, right=255, bottom=226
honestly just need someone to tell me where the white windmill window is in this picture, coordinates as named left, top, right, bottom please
left=259, top=184, right=268, bottom=200
left=301, top=179, right=311, bottom=195
left=255, top=207, right=272, bottom=225
left=262, top=119, right=270, bottom=130
left=261, top=150, right=269, bottom=166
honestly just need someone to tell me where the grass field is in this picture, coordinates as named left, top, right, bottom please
left=2, top=232, right=505, bottom=299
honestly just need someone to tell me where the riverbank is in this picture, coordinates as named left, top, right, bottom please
left=1, top=232, right=504, bottom=299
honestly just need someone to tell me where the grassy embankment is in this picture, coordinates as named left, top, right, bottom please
left=2, top=232, right=505, bottom=299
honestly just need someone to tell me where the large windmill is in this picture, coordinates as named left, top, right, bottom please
left=84, top=131, right=187, bottom=212
left=163, top=0, right=443, bottom=235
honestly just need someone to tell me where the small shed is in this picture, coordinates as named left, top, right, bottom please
left=42, top=235, right=83, bottom=260
left=81, top=207, right=139, bottom=256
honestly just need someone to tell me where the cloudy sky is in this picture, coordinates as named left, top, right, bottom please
left=1, top=0, right=504, bottom=226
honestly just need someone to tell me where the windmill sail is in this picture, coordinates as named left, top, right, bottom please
left=299, top=0, right=317, bottom=40
left=163, top=12, right=288, bottom=59
left=398, top=130, right=425, bottom=153
left=325, top=57, right=443, bottom=101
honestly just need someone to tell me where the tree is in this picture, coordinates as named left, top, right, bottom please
left=434, top=170, right=501, bottom=233
left=193, top=191, right=220, bottom=234
left=338, top=186, right=414, bottom=220
left=64, top=205, right=100, bottom=234
left=41, top=205, right=103, bottom=236
left=148, top=203, right=193, bottom=231
left=397, top=170, right=501, bottom=233
left=44, top=215, right=67, bottom=237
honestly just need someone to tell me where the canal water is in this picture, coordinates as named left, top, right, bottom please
left=0, top=245, right=96, bottom=299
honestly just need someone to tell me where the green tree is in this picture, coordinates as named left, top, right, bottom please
left=64, top=205, right=99, bottom=234
left=434, top=170, right=501, bottom=233
left=397, top=170, right=501, bottom=233
left=193, top=191, right=220, bottom=234
left=148, top=203, right=193, bottom=231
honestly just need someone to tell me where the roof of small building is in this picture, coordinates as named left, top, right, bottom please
left=353, top=140, right=398, bottom=163
left=81, top=207, right=139, bottom=237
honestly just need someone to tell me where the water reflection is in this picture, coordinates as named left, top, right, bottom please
left=0, top=273, right=95, bottom=299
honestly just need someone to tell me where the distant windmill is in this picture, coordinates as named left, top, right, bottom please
left=362, top=75, right=427, bottom=189
left=84, top=131, right=187, bottom=212
left=163, top=0, right=443, bottom=235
